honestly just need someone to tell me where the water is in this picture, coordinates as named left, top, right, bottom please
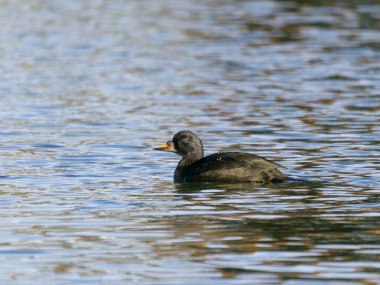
left=0, top=0, right=380, bottom=284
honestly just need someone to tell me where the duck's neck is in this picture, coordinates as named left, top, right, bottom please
left=178, top=153, right=202, bottom=167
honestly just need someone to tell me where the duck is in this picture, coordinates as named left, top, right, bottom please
left=154, top=130, right=288, bottom=183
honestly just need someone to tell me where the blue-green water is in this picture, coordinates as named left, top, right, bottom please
left=0, top=0, right=380, bottom=284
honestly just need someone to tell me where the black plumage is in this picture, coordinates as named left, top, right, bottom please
left=154, top=130, right=288, bottom=183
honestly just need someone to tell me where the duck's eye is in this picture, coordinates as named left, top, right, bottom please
left=180, top=137, right=187, bottom=143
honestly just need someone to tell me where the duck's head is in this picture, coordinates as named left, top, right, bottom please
left=154, top=130, right=204, bottom=159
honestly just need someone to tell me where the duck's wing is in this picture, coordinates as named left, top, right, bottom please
left=188, top=152, right=286, bottom=182
left=197, top=152, right=285, bottom=170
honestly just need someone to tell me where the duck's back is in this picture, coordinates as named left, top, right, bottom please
left=175, top=152, right=287, bottom=183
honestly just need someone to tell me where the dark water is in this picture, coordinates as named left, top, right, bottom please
left=1, top=0, right=380, bottom=284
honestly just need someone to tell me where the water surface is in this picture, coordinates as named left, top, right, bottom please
left=0, top=0, right=380, bottom=284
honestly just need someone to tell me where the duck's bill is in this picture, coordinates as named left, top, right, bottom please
left=153, top=141, right=176, bottom=152
left=153, top=143, right=169, bottom=151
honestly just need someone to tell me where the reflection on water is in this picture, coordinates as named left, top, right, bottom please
left=0, top=0, right=380, bottom=284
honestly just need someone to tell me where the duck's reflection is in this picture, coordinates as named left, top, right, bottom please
left=139, top=179, right=380, bottom=280
left=174, top=179, right=321, bottom=193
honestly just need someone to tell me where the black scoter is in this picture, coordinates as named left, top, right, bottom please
left=154, top=130, right=288, bottom=183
